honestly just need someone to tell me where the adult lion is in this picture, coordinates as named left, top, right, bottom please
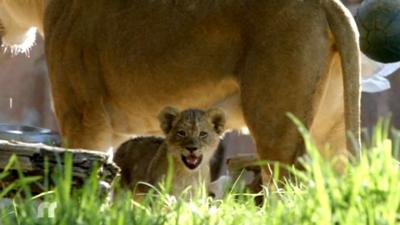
left=0, top=0, right=360, bottom=180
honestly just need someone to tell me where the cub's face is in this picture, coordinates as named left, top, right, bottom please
left=159, top=107, right=226, bottom=171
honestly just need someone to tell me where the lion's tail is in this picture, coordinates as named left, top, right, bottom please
left=322, top=0, right=361, bottom=154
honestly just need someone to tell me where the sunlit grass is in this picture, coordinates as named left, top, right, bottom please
left=1, top=120, right=400, bottom=225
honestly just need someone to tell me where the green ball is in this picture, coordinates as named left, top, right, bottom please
left=356, top=0, right=400, bottom=63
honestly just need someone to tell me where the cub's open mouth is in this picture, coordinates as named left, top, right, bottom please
left=181, top=154, right=203, bottom=170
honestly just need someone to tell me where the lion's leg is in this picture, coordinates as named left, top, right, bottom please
left=238, top=31, right=332, bottom=184
left=56, top=100, right=113, bottom=152
left=239, top=84, right=313, bottom=183
left=310, top=54, right=349, bottom=172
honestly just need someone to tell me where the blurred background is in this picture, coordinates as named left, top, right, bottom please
left=0, top=37, right=56, bottom=131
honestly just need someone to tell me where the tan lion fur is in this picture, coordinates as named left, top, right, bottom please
left=0, top=0, right=361, bottom=181
left=0, top=0, right=47, bottom=52
left=114, top=107, right=225, bottom=196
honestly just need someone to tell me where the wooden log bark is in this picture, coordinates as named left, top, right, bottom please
left=0, top=140, right=119, bottom=196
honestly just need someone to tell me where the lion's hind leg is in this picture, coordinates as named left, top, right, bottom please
left=238, top=15, right=333, bottom=184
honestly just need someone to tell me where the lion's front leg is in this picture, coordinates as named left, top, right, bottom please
left=55, top=99, right=113, bottom=152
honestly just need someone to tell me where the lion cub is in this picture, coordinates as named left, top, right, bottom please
left=114, top=106, right=226, bottom=196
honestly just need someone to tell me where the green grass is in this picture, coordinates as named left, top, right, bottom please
left=1, top=120, right=400, bottom=225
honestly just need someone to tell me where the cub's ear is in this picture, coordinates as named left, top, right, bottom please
left=158, top=106, right=180, bottom=134
left=206, top=108, right=226, bottom=135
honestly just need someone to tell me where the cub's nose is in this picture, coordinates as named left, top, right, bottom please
left=186, top=146, right=198, bottom=152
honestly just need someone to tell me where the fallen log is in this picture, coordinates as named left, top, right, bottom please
left=0, top=140, right=119, bottom=196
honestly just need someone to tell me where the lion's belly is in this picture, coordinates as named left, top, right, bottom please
left=105, top=75, right=241, bottom=135
left=96, top=7, right=244, bottom=135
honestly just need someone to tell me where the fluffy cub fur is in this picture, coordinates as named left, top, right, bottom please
left=114, top=106, right=226, bottom=196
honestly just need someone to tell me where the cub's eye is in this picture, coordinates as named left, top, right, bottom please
left=199, top=131, right=208, bottom=138
left=177, top=130, right=186, bottom=137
